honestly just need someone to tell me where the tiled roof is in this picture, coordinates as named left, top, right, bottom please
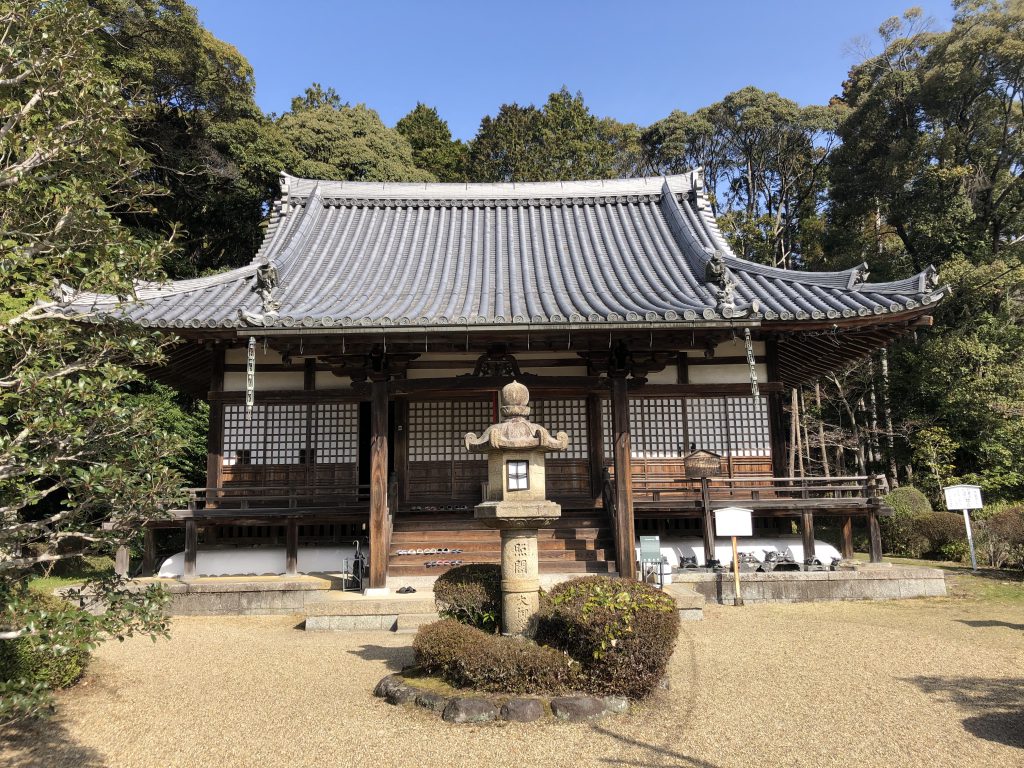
left=65, top=171, right=946, bottom=331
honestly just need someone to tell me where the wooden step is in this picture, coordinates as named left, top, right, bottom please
left=387, top=560, right=618, bottom=577
left=389, top=547, right=611, bottom=563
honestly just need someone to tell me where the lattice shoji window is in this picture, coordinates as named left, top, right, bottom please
left=409, top=401, right=492, bottom=461
left=725, top=397, right=770, bottom=457
left=313, top=403, right=358, bottom=463
left=532, top=399, right=588, bottom=459
left=263, top=404, right=306, bottom=464
left=602, top=400, right=613, bottom=459
left=631, top=398, right=686, bottom=459
left=685, top=398, right=730, bottom=455
left=453, top=401, right=491, bottom=460
left=223, top=404, right=266, bottom=466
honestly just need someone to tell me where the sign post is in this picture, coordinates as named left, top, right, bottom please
left=714, top=506, right=753, bottom=606
left=943, top=484, right=983, bottom=572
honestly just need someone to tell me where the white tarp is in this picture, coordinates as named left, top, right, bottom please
left=634, top=536, right=843, bottom=566
left=156, top=545, right=359, bottom=578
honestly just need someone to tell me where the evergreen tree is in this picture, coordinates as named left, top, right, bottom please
left=396, top=102, right=469, bottom=182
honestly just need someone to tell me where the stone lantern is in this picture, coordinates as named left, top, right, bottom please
left=464, top=381, right=568, bottom=636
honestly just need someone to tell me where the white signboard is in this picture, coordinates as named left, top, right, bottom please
left=715, top=507, right=753, bottom=537
left=943, top=484, right=983, bottom=511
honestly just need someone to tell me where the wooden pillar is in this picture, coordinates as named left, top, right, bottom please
left=586, top=393, right=605, bottom=500
left=393, top=399, right=409, bottom=504
left=765, top=339, right=788, bottom=478
left=840, top=516, right=854, bottom=559
left=184, top=520, right=198, bottom=581
left=142, top=528, right=156, bottom=577
left=610, top=375, right=636, bottom=580
left=700, top=476, right=716, bottom=567
left=801, top=511, right=816, bottom=563
left=114, top=545, right=130, bottom=577
left=368, top=378, right=389, bottom=590
left=285, top=518, right=298, bottom=576
left=206, top=347, right=226, bottom=500
left=867, top=511, right=883, bottom=563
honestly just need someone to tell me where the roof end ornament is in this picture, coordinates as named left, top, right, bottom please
left=238, top=261, right=282, bottom=326
left=705, top=249, right=738, bottom=315
left=924, top=264, right=940, bottom=291
left=848, top=262, right=870, bottom=289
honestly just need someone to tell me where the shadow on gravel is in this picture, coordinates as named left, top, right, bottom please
left=591, top=724, right=723, bottom=768
left=349, top=643, right=414, bottom=671
left=0, top=718, right=105, bottom=768
left=957, top=619, right=1024, bottom=631
left=904, top=675, right=1024, bottom=749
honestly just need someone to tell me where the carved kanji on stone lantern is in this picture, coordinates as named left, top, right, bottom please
left=464, top=381, right=567, bottom=636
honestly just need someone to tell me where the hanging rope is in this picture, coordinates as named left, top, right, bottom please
left=744, top=328, right=759, bottom=398
left=246, top=336, right=256, bottom=421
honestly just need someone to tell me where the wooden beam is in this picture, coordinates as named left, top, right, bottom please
left=840, top=516, right=854, bottom=559
left=142, top=528, right=156, bottom=577
left=184, top=520, right=198, bottom=580
left=389, top=374, right=601, bottom=396
left=586, top=393, right=605, bottom=500
left=285, top=519, right=298, bottom=576
left=801, top=511, right=816, bottom=563
left=610, top=375, right=636, bottom=580
left=368, top=378, right=389, bottom=589
left=867, top=511, right=883, bottom=563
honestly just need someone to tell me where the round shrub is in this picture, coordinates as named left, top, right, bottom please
left=432, top=564, right=501, bottom=633
left=534, top=576, right=679, bottom=700
left=914, top=512, right=968, bottom=560
left=413, top=619, right=580, bottom=694
left=881, top=486, right=933, bottom=557
left=0, top=594, right=90, bottom=691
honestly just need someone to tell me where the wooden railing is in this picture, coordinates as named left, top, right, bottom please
left=184, top=484, right=370, bottom=514
left=626, top=474, right=886, bottom=514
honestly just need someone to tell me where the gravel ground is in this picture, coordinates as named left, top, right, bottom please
left=2, top=595, right=1022, bottom=768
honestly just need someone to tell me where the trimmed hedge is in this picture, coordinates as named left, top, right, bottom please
left=534, top=576, right=679, bottom=699
left=881, top=487, right=933, bottom=557
left=413, top=619, right=580, bottom=694
left=0, top=594, right=90, bottom=691
left=432, top=564, right=502, bottom=633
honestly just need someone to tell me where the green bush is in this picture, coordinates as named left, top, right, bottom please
left=974, top=504, right=1024, bottom=568
left=432, top=564, right=502, bottom=633
left=412, top=619, right=580, bottom=694
left=914, top=512, right=968, bottom=559
left=881, top=487, right=933, bottom=557
left=0, top=594, right=90, bottom=692
left=534, top=576, right=679, bottom=699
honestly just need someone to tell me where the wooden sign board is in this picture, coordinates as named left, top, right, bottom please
left=714, top=507, right=753, bottom=537
left=943, top=484, right=983, bottom=511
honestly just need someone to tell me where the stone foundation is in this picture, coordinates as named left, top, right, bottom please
left=673, top=564, right=946, bottom=604
left=146, top=575, right=335, bottom=616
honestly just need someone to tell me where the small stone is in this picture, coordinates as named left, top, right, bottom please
left=602, top=696, right=629, bottom=715
left=549, top=696, right=608, bottom=722
left=658, top=675, right=671, bottom=690
left=372, top=674, right=402, bottom=699
left=384, top=683, right=417, bottom=705
left=500, top=698, right=546, bottom=722
left=442, top=697, right=499, bottom=724
left=414, top=691, right=450, bottom=713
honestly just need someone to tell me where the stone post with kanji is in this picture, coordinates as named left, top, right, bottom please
left=464, top=381, right=568, bottom=636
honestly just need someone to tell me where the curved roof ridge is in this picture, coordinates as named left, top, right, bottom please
left=281, top=171, right=695, bottom=201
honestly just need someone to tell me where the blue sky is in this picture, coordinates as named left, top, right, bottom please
left=191, top=0, right=956, bottom=141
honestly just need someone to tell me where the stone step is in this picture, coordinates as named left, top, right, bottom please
left=394, top=612, right=440, bottom=633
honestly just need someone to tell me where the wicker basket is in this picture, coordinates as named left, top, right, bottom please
left=683, top=450, right=723, bottom=478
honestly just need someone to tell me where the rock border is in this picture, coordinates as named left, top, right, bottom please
left=373, top=673, right=630, bottom=723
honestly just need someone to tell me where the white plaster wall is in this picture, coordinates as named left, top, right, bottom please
left=315, top=370, right=350, bottom=389
left=713, top=338, right=766, bottom=356
left=644, top=365, right=678, bottom=384
left=224, top=371, right=304, bottom=391
left=686, top=363, right=769, bottom=385
left=224, top=347, right=283, bottom=365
